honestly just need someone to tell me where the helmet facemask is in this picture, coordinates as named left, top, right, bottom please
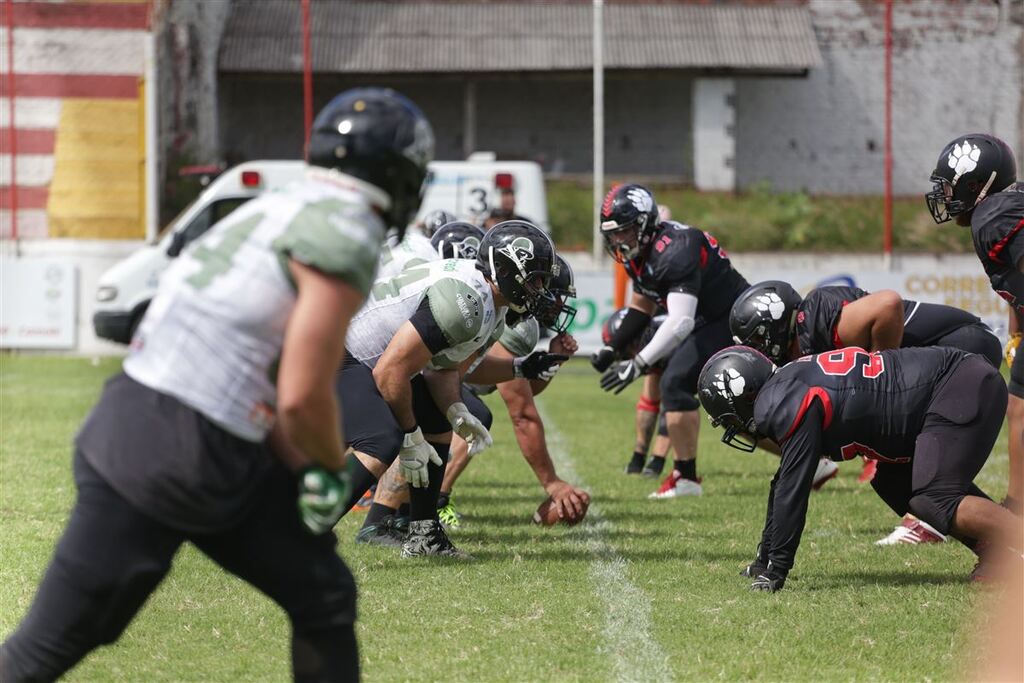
left=535, top=259, right=577, bottom=334
left=925, top=175, right=961, bottom=224
left=601, top=216, right=651, bottom=264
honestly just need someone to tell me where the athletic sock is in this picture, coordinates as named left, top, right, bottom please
left=676, top=459, right=697, bottom=481
left=362, top=502, right=397, bottom=530
left=409, top=441, right=450, bottom=522
left=437, top=491, right=451, bottom=510
left=397, top=503, right=410, bottom=518
left=342, top=454, right=378, bottom=515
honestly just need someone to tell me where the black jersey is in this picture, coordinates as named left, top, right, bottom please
left=795, top=286, right=984, bottom=355
left=626, top=221, right=748, bottom=321
left=970, top=182, right=1024, bottom=313
left=751, top=346, right=967, bottom=573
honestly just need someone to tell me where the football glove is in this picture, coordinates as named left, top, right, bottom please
left=590, top=345, right=617, bottom=372
left=750, top=563, right=787, bottom=593
left=447, top=402, right=493, bottom=456
left=399, top=427, right=442, bottom=488
left=297, top=465, right=350, bottom=535
left=600, top=357, right=648, bottom=394
left=1005, top=332, right=1021, bottom=368
left=514, top=351, right=569, bottom=381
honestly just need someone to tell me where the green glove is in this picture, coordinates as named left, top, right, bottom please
left=297, top=465, right=350, bottom=534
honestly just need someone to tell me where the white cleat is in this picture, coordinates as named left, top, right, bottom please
left=648, top=470, right=703, bottom=499
left=812, top=458, right=839, bottom=491
left=875, top=516, right=947, bottom=545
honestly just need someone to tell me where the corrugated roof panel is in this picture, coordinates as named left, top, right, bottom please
left=219, top=1, right=822, bottom=75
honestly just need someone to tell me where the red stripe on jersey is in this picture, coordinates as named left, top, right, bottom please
left=830, top=300, right=852, bottom=349
left=987, top=218, right=1024, bottom=265
left=779, top=387, right=833, bottom=443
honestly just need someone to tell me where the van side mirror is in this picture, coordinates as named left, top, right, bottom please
left=166, top=231, right=187, bottom=258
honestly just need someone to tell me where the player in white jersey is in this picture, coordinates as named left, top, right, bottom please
left=0, top=88, right=434, bottom=683
left=337, top=221, right=566, bottom=557
left=376, top=228, right=439, bottom=280
left=357, top=255, right=588, bottom=546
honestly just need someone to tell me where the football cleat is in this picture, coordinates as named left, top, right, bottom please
left=355, top=514, right=408, bottom=548
left=812, top=458, right=839, bottom=491
left=401, top=520, right=472, bottom=559
left=437, top=500, right=462, bottom=530
left=648, top=470, right=703, bottom=499
left=624, top=452, right=645, bottom=474
left=858, top=459, right=877, bottom=484
left=642, top=455, right=666, bottom=478
left=875, top=516, right=946, bottom=546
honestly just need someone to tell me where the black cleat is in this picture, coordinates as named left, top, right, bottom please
left=401, top=520, right=471, bottom=559
left=624, top=452, right=645, bottom=474
left=355, top=514, right=407, bottom=548
left=642, top=456, right=666, bottom=477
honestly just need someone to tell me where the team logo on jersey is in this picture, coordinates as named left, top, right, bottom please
left=947, top=140, right=981, bottom=184
left=498, top=236, right=535, bottom=265
left=712, top=368, right=746, bottom=398
left=753, top=292, right=786, bottom=320
left=627, top=187, right=654, bottom=215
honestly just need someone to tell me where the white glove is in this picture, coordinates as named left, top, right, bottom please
left=447, top=401, right=493, bottom=456
left=399, top=427, right=441, bottom=488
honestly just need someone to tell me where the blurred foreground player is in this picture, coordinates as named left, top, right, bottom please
left=0, top=87, right=434, bottom=682
left=699, top=345, right=1023, bottom=592
left=927, top=133, right=1023, bottom=514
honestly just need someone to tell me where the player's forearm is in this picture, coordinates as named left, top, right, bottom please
left=374, top=370, right=416, bottom=431
left=511, top=412, right=559, bottom=488
left=635, top=292, right=697, bottom=366
left=423, top=367, right=462, bottom=416
left=464, top=354, right=515, bottom=385
left=278, top=391, right=347, bottom=471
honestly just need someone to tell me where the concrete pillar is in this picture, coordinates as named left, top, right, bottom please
left=693, top=78, right=735, bottom=191
left=462, top=80, right=476, bottom=160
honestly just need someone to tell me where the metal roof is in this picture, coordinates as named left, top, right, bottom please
left=219, top=2, right=823, bottom=75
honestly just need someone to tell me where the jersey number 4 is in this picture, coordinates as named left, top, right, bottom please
left=816, top=348, right=885, bottom=378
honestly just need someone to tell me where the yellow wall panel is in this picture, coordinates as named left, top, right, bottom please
left=47, top=98, right=144, bottom=239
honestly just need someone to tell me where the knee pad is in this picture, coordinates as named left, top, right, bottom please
left=908, top=492, right=957, bottom=537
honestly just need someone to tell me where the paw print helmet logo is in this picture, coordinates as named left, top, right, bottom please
left=698, top=346, right=777, bottom=453
left=927, top=133, right=1017, bottom=224
left=729, top=281, right=803, bottom=365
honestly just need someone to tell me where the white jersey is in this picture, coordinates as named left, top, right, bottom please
left=346, top=258, right=505, bottom=370
left=125, top=171, right=384, bottom=441
left=376, top=231, right=438, bottom=280
left=466, top=315, right=541, bottom=395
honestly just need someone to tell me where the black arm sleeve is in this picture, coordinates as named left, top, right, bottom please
left=768, top=401, right=825, bottom=575
left=608, top=307, right=652, bottom=351
left=408, top=297, right=450, bottom=355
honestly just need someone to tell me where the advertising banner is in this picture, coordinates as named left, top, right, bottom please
left=1, top=259, right=78, bottom=349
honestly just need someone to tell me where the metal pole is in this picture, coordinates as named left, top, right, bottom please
left=592, top=0, right=604, bottom=264
left=883, top=0, right=893, bottom=270
left=144, top=25, right=158, bottom=242
left=463, top=80, right=476, bottom=159
left=6, top=0, right=18, bottom=249
left=301, top=0, right=313, bottom=160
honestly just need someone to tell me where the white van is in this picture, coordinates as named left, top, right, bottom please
left=92, top=161, right=306, bottom=343
left=92, top=155, right=549, bottom=344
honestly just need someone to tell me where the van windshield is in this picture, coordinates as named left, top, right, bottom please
left=157, top=197, right=253, bottom=246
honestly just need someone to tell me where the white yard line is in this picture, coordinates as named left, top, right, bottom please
left=537, top=401, right=674, bottom=683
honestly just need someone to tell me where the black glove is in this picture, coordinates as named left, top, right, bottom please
left=750, top=564, right=787, bottom=593
left=590, top=345, right=618, bottom=372
left=513, top=351, right=569, bottom=381
left=600, top=358, right=648, bottom=394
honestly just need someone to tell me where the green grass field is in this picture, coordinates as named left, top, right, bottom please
left=0, top=356, right=1009, bottom=681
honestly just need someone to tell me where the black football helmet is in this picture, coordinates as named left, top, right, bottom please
left=477, top=220, right=556, bottom=315
left=421, top=209, right=456, bottom=237
left=926, top=134, right=1017, bottom=224
left=431, top=221, right=484, bottom=260
left=535, top=255, right=578, bottom=334
left=729, top=281, right=803, bottom=365
left=601, top=307, right=665, bottom=360
left=308, top=87, right=434, bottom=235
left=599, top=183, right=660, bottom=263
left=697, top=346, right=776, bottom=452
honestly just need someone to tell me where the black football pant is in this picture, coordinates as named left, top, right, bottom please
left=870, top=355, right=1006, bottom=538
left=0, top=452, right=359, bottom=683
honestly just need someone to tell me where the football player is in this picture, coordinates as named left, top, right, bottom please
left=699, top=345, right=1023, bottom=592
left=357, top=255, right=584, bottom=544
left=591, top=184, right=751, bottom=497
left=0, top=88, right=432, bottom=682
left=336, top=221, right=566, bottom=557
left=418, top=208, right=457, bottom=238
left=927, top=133, right=1023, bottom=515
left=730, top=279, right=1002, bottom=542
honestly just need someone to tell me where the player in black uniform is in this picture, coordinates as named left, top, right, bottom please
left=591, top=183, right=749, bottom=497
left=927, top=133, right=1023, bottom=515
left=731, top=279, right=1003, bottom=543
left=698, top=345, right=1023, bottom=591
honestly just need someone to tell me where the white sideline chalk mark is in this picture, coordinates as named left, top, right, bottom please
left=537, top=401, right=674, bottom=683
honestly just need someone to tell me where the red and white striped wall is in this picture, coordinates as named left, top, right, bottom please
left=2, top=0, right=151, bottom=240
